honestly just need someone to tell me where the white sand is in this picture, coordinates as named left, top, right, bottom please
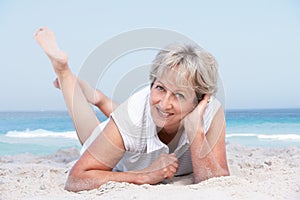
left=1, top=144, right=299, bottom=200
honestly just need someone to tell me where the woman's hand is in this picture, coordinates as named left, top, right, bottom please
left=183, top=94, right=210, bottom=143
left=139, top=153, right=178, bottom=184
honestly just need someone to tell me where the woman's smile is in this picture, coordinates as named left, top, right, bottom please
left=156, top=107, right=174, bottom=118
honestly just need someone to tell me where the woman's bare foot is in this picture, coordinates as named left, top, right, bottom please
left=34, top=27, right=69, bottom=73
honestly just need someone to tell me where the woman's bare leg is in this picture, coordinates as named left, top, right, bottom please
left=53, top=78, right=119, bottom=117
left=34, top=27, right=99, bottom=145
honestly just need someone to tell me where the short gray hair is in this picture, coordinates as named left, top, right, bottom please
left=149, top=43, right=218, bottom=101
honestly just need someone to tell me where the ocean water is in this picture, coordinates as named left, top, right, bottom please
left=0, top=109, right=299, bottom=156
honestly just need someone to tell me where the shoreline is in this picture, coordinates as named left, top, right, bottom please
left=0, top=143, right=299, bottom=200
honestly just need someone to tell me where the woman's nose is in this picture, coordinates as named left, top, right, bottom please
left=159, top=92, right=173, bottom=110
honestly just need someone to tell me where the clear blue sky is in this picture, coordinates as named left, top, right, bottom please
left=0, top=0, right=299, bottom=111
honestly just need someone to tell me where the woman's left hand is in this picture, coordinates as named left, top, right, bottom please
left=183, top=94, right=210, bottom=142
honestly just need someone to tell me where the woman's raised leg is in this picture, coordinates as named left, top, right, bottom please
left=34, top=27, right=99, bottom=145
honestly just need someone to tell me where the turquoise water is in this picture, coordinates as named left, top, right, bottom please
left=225, top=109, right=300, bottom=147
left=0, top=109, right=299, bottom=155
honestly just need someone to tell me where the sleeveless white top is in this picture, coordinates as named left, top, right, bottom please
left=81, top=86, right=221, bottom=176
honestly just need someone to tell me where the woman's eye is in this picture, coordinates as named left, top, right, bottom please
left=155, top=85, right=164, bottom=91
left=175, top=93, right=185, bottom=99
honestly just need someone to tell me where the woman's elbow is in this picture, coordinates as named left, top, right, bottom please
left=215, top=166, right=230, bottom=178
left=64, top=170, right=82, bottom=192
left=64, top=167, right=105, bottom=192
left=64, top=166, right=90, bottom=192
left=64, top=179, right=77, bottom=192
left=221, top=168, right=230, bottom=177
left=194, top=168, right=230, bottom=184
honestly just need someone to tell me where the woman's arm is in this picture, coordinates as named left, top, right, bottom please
left=66, top=119, right=179, bottom=192
left=184, top=96, right=230, bottom=183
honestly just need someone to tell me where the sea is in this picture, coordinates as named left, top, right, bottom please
left=0, top=109, right=300, bottom=156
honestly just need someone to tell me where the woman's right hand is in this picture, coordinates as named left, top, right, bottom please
left=139, top=153, right=178, bottom=184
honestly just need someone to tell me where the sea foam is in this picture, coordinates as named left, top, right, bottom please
left=5, top=129, right=77, bottom=139
left=226, top=133, right=300, bottom=141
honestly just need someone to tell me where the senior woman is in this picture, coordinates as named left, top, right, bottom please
left=34, top=27, right=229, bottom=192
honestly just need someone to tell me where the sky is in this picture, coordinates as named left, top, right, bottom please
left=0, top=0, right=299, bottom=111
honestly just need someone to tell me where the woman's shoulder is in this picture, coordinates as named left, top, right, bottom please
left=111, top=86, right=150, bottom=123
left=110, top=85, right=153, bottom=151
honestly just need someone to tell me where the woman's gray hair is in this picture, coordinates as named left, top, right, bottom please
left=149, top=43, right=218, bottom=101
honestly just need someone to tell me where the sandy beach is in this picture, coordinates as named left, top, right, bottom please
left=0, top=143, right=299, bottom=200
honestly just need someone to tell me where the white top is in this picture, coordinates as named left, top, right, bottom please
left=81, top=86, right=221, bottom=176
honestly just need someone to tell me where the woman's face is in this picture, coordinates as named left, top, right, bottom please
left=150, top=68, right=197, bottom=133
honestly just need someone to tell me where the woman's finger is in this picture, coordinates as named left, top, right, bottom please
left=196, top=93, right=211, bottom=115
left=169, top=164, right=178, bottom=173
left=165, top=167, right=176, bottom=179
